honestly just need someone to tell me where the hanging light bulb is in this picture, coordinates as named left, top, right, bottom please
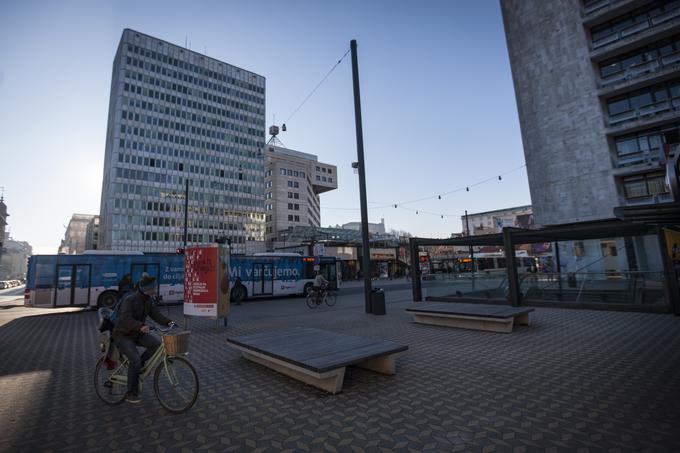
left=394, top=204, right=397, bottom=208
left=416, top=210, right=419, bottom=215
left=441, top=215, right=443, bottom=219
left=466, top=187, right=469, bottom=192
left=438, top=195, right=441, bottom=200
left=498, top=175, right=502, bottom=181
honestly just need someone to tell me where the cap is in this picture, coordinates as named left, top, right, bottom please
left=138, top=273, right=157, bottom=292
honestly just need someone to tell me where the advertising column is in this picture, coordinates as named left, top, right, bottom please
left=184, top=245, right=230, bottom=319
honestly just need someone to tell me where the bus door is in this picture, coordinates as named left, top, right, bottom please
left=319, top=260, right=338, bottom=290
left=252, top=263, right=273, bottom=296
left=131, top=263, right=160, bottom=291
left=55, top=264, right=91, bottom=306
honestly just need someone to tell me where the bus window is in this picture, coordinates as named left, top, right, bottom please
left=497, top=258, right=506, bottom=269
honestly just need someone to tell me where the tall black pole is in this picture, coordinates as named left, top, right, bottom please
left=351, top=39, right=373, bottom=314
left=183, top=179, right=189, bottom=248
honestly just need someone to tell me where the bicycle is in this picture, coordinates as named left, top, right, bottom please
left=94, top=324, right=199, bottom=413
left=306, top=286, right=336, bottom=308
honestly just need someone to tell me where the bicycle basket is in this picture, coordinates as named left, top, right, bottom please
left=162, top=330, right=191, bottom=355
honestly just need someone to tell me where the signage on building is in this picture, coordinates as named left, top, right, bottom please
left=313, top=243, right=325, bottom=257
left=324, top=246, right=357, bottom=260
left=184, top=245, right=230, bottom=318
left=370, top=248, right=396, bottom=261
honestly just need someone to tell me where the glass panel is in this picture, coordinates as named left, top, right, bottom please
left=601, top=61, right=622, bottom=77
left=638, top=136, right=650, bottom=151
left=608, top=98, right=630, bottom=115
left=630, top=92, right=653, bottom=109
left=647, top=175, right=670, bottom=194
left=622, top=53, right=644, bottom=68
left=654, top=88, right=669, bottom=101
left=660, top=44, right=675, bottom=56
left=616, top=137, right=639, bottom=155
left=624, top=178, right=648, bottom=198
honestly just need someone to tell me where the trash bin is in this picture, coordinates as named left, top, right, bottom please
left=371, top=288, right=386, bottom=315
left=567, top=272, right=577, bottom=288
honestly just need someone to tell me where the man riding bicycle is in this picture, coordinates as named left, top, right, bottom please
left=112, top=273, right=174, bottom=403
left=312, top=272, right=329, bottom=305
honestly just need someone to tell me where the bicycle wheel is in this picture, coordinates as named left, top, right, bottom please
left=94, top=356, right=127, bottom=405
left=154, top=356, right=199, bottom=413
left=306, top=292, right=318, bottom=309
left=325, top=291, right=336, bottom=307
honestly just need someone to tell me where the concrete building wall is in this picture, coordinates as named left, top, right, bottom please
left=501, top=0, right=620, bottom=226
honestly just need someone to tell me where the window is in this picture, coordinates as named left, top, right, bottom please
left=288, top=203, right=293, bottom=209
left=623, top=172, right=669, bottom=198
left=288, top=215, right=293, bottom=221
left=294, top=215, right=300, bottom=222
left=288, top=192, right=293, bottom=198
left=280, top=168, right=286, bottom=175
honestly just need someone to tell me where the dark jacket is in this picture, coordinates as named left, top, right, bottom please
left=112, top=290, right=171, bottom=340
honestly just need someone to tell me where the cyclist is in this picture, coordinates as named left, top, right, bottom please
left=312, top=272, right=329, bottom=305
left=112, top=273, right=175, bottom=403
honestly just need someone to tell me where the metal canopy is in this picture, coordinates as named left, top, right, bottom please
left=614, top=202, right=680, bottom=225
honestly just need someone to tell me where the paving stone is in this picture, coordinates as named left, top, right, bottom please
left=0, top=294, right=679, bottom=451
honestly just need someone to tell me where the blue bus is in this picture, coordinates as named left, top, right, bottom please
left=25, top=251, right=339, bottom=308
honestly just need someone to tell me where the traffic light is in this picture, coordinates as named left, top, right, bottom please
left=175, top=247, right=184, bottom=255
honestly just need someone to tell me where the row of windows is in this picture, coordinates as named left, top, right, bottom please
left=112, top=183, right=264, bottom=208
left=126, top=43, right=264, bottom=95
left=287, top=180, right=300, bottom=188
left=116, top=151, right=257, bottom=183
left=119, top=119, right=261, bottom=152
left=121, top=96, right=263, bottom=146
left=622, top=172, right=669, bottom=199
left=315, top=174, right=333, bottom=183
left=287, top=215, right=301, bottom=222
left=123, top=68, right=263, bottom=116
left=114, top=165, right=256, bottom=190
left=121, top=108, right=261, bottom=139
left=279, top=167, right=306, bottom=178
left=287, top=203, right=300, bottom=211
left=122, top=81, right=263, bottom=129
left=591, top=0, right=680, bottom=46
left=288, top=192, right=300, bottom=199
left=315, top=166, right=333, bottom=174
left=614, top=123, right=680, bottom=157
left=114, top=198, right=265, bottom=220
left=118, top=138, right=263, bottom=170
left=112, top=229, right=252, bottom=244
left=111, top=213, right=252, bottom=231
left=600, top=34, right=680, bottom=79
left=124, top=60, right=263, bottom=107
left=607, top=79, right=680, bottom=116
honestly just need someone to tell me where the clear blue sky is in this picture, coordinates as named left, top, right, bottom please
left=0, top=0, right=530, bottom=254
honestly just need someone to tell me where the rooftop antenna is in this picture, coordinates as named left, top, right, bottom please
left=266, top=115, right=286, bottom=147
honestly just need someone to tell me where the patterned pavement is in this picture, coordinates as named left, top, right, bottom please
left=1, top=288, right=680, bottom=452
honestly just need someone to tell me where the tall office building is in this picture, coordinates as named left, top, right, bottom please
left=263, top=145, right=337, bottom=245
left=99, top=29, right=266, bottom=253
left=501, top=0, right=680, bottom=226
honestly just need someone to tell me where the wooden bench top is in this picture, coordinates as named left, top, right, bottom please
left=406, top=303, right=534, bottom=319
left=227, top=327, right=408, bottom=374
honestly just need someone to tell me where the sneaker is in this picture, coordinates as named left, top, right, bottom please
left=125, top=392, right=141, bottom=404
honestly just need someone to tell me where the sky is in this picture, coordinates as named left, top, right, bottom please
left=0, top=0, right=530, bottom=254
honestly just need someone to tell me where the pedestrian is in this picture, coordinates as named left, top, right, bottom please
left=233, top=276, right=245, bottom=305
left=405, top=266, right=410, bottom=282
left=113, top=273, right=175, bottom=403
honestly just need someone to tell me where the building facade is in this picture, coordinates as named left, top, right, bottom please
left=264, top=145, right=337, bottom=245
left=0, top=198, right=7, bottom=258
left=85, top=215, right=100, bottom=250
left=99, top=29, right=266, bottom=254
left=339, top=219, right=386, bottom=235
left=0, top=234, right=32, bottom=280
left=501, top=0, right=679, bottom=226
left=59, top=214, right=95, bottom=255
left=461, top=205, right=534, bottom=236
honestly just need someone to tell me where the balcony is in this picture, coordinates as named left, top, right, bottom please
left=607, top=105, right=680, bottom=135
left=599, top=55, right=680, bottom=96
left=591, top=9, right=680, bottom=60
left=582, top=0, right=648, bottom=26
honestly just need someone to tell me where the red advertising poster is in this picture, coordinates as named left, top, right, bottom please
left=184, top=247, right=218, bottom=316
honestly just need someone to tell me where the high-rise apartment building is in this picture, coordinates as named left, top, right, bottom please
left=501, top=0, right=680, bottom=226
left=99, top=29, right=266, bottom=253
left=263, top=145, right=337, bottom=244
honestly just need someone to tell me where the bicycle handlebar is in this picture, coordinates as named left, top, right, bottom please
left=149, top=322, right=179, bottom=333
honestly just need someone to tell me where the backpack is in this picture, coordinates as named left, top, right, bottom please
left=109, top=290, right=133, bottom=324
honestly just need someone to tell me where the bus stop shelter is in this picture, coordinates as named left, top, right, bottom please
left=409, top=218, right=680, bottom=315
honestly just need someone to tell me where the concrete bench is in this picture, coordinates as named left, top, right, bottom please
left=227, top=327, right=408, bottom=394
left=406, top=303, right=534, bottom=333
